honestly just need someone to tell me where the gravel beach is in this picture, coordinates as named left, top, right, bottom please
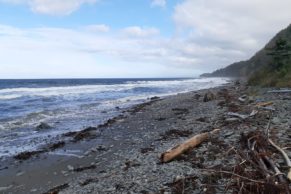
left=1, top=82, right=291, bottom=194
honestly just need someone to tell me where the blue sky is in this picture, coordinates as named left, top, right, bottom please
left=0, top=0, right=291, bottom=78
left=0, top=0, right=177, bottom=33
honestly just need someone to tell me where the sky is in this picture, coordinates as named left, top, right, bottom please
left=0, top=0, right=291, bottom=78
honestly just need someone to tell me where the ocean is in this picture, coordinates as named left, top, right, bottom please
left=0, top=77, right=229, bottom=158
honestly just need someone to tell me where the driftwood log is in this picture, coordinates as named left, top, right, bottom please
left=161, top=129, right=220, bottom=163
left=256, top=101, right=274, bottom=107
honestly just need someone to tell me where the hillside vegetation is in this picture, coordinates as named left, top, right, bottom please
left=203, top=24, right=291, bottom=87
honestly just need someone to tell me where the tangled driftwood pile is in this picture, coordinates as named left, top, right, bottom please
left=161, top=89, right=291, bottom=193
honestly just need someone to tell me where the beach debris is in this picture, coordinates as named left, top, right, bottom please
left=234, top=80, right=241, bottom=86
left=226, top=110, right=258, bottom=120
left=123, top=159, right=141, bottom=171
left=160, top=129, right=220, bottom=163
left=158, top=129, right=193, bottom=141
left=16, top=171, right=25, bottom=176
left=203, top=91, right=216, bottom=102
left=268, top=139, right=291, bottom=181
left=74, top=164, right=97, bottom=172
left=166, top=176, right=197, bottom=194
left=256, top=101, right=274, bottom=107
left=128, top=100, right=159, bottom=114
left=73, top=131, right=93, bottom=142
left=140, top=147, right=155, bottom=154
left=72, top=127, right=99, bottom=142
left=225, top=118, right=240, bottom=123
left=258, top=106, right=276, bottom=111
left=43, top=183, right=69, bottom=194
left=14, top=141, right=66, bottom=160
left=150, top=96, right=160, bottom=101
left=48, top=141, right=65, bottom=151
left=155, top=117, right=166, bottom=121
left=268, top=90, right=291, bottom=93
left=238, top=94, right=248, bottom=103
left=67, top=165, right=74, bottom=171
left=249, top=109, right=259, bottom=117
left=238, top=131, right=291, bottom=193
left=90, top=145, right=108, bottom=152
left=14, top=150, right=45, bottom=160
left=227, top=112, right=249, bottom=120
left=0, top=185, right=13, bottom=192
left=172, top=108, right=189, bottom=115
left=194, top=93, right=201, bottom=100
left=36, top=122, right=52, bottom=131
left=79, top=177, right=99, bottom=186
left=196, top=117, right=208, bottom=122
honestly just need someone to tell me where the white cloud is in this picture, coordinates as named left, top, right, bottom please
left=1, top=0, right=291, bottom=78
left=0, top=0, right=97, bottom=15
left=85, top=24, right=110, bottom=33
left=173, top=0, right=291, bottom=69
left=151, top=0, right=166, bottom=8
left=121, top=26, right=160, bottom=38
left=0, top=24, right=203, bottom=78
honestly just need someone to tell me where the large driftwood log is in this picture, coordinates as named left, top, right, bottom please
left=160, top=129, right=220, bottom=163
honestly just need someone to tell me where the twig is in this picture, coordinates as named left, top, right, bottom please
left=238, top=182, right=244, bottom=194
left=263, top=154, right=285, bottom=182
left=201, top=169, right=265, bottom=184
left=265, top=111, right=273, bottom=139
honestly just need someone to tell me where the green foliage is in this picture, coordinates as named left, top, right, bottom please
left=267, top=38, right=291, bottom=69
left=248, top=37, right=291, bottom=87
left=206, top=24, right=291, bottom=87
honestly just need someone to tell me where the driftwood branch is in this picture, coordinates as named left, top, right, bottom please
left=227, top=110, right=258, bottom=120
left=268, top=90, right=291, bottom=93
left=201, top=169, right=265, bottom=184
left=264, top=111, right=291, bottom=181
left=161, top=129, right=220, bottom=163
left=269, top=139, right=291, bottom=181
left=256, top=101, right=274, bottom=107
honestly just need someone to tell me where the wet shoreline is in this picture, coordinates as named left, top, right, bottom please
left=2, top=81, right=290, bottom=193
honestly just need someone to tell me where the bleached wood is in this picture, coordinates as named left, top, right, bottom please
left=161, top=129, right=220, bottom=163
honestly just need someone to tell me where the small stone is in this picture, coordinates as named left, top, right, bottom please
left=225, top=118, right=240, bottom=122
left=174, top=175, right=184, bottom=182
left=16, top=171, right=25, bottom=176
left=36, top=122, right=52, bottom=131
left=67, top=165, right=74, bottom=171
left=224, top=132, right=234, bottom=137
left=203, top=91, right=216, bottom=102
left=272, top=117, right=281, bottom=125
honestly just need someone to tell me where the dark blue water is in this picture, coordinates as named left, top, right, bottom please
left=0, top=78, right=186, bottom=89
left=0, top=78, right=229, bottom=157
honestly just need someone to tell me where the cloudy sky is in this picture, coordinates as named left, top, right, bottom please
left=0, top=0, right=291, bottom=78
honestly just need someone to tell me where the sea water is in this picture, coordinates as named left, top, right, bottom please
left=0, top=78, right=229, bottom=157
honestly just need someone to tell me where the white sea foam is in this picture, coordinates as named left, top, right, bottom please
left=0, top=94, right=22, bottom=100
left=0, top=77, right=229, bottom=100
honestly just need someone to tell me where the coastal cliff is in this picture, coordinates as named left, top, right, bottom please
left=202, top=24, right=291, bottom=87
